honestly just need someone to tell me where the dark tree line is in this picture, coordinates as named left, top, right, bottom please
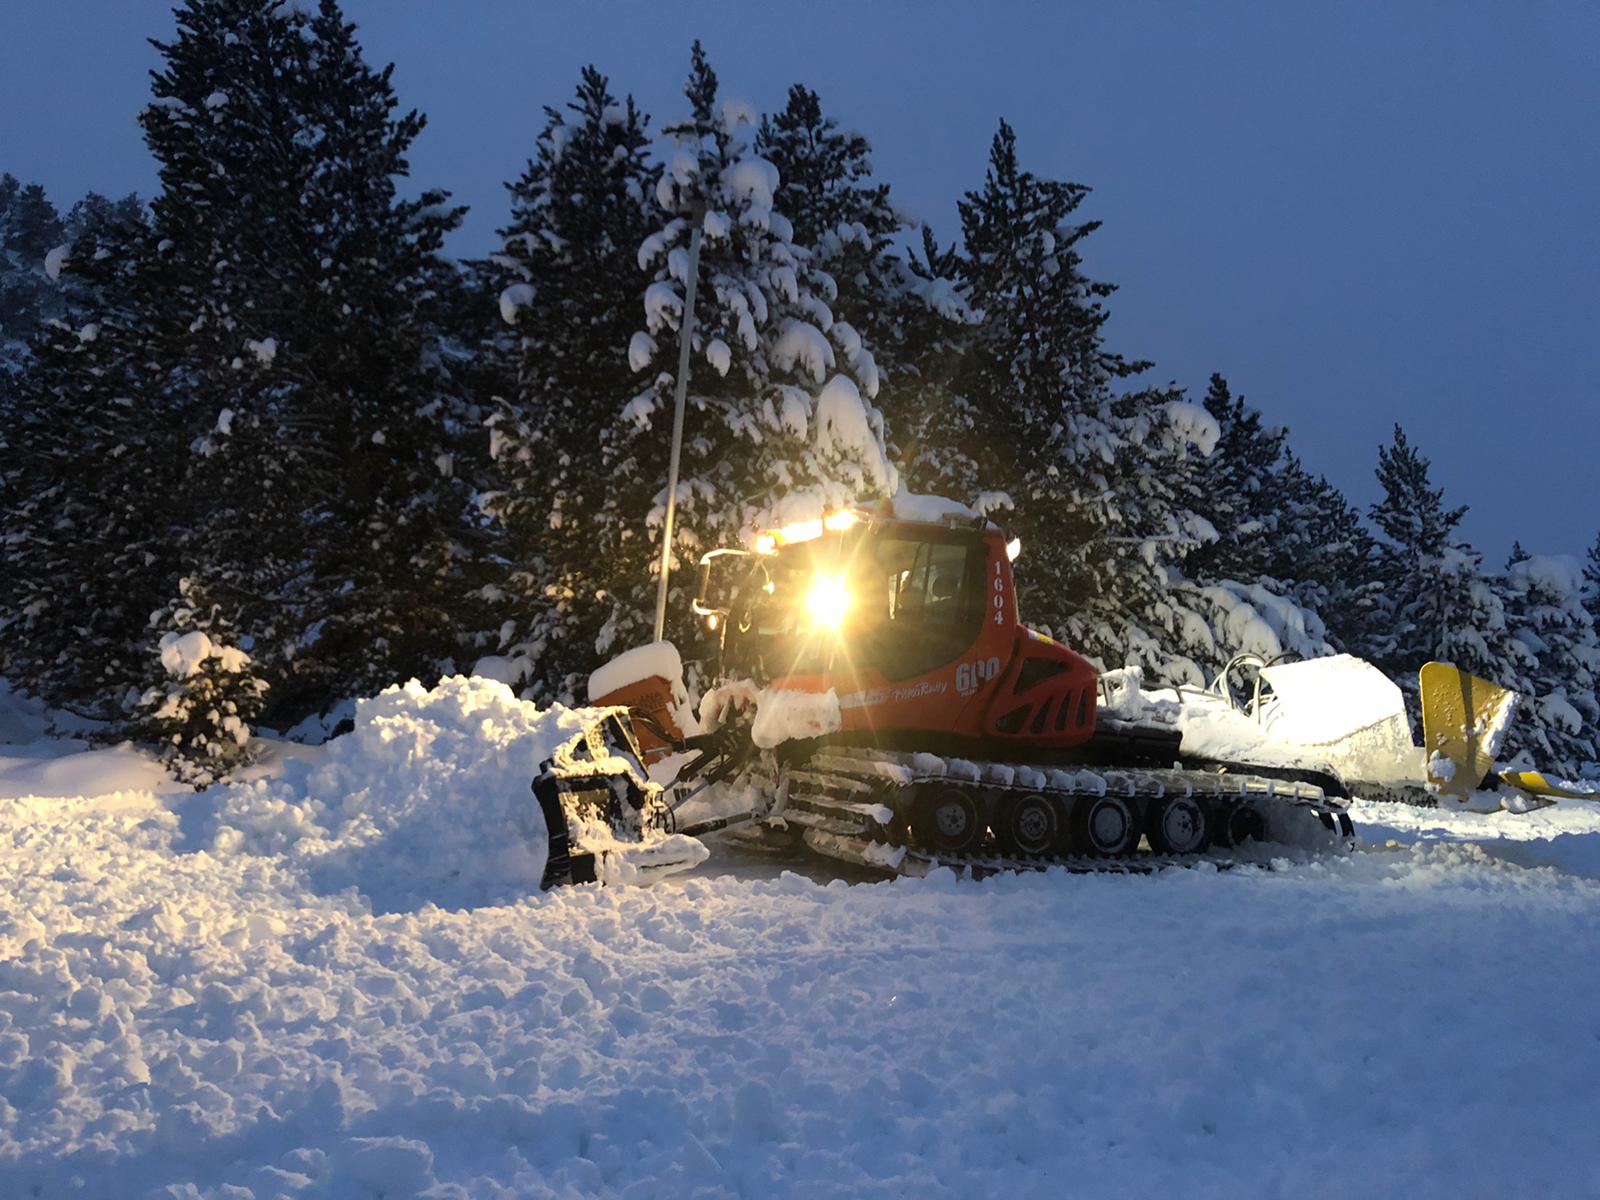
left=2, top=0, right=1596, bottom=781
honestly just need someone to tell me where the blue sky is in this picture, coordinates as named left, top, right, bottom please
left=4, top=1, right=1597, bottom=561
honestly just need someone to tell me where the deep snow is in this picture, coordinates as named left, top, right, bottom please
left=2, top=676, right=1599, bottom=1198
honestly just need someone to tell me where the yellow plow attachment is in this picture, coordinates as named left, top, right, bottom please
left=1420, top=662, right=1600, bottom=803
left=1419, top=662, right=1522, bottom=800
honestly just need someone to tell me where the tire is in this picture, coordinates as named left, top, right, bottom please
left=1212, top=801, right=1266, bottom=849
left=1069, top=793, right=1140, bottom=857
left=1145, top=794, right=1211, bottom=855
left=912, top=785, right=987, bottom=855
left=995, top=793, right=1060, bottom=857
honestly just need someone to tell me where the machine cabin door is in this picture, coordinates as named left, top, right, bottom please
left=855, top=530, right=989, bottom=682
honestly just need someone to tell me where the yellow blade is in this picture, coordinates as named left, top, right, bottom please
left=1497, top=770, right=1600, bottom=801
left=1418, top=662, right=1522, bottom=800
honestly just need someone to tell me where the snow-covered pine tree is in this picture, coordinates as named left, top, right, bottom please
left=1498, top=550, right=1600, bottom=774
left=608, top=43, right=895, bottom=657
left=756, top=84, right=903, bottom=378
left=888, top=227, right=981, bottom=502
left=955, top=119, right=1143, bottom=664
left=756, top=86, right=975, bottom=517
left=478, top=66, right=657, bottom=698
left=1270, top=459, right=1385, bottom=658
left=1369, top=423, right=1507, bottom=714
left=954, top=122, right=1318, bottom=682
left=0, top=204, right=180, bottom=713
left=130, top=576, right=268, bottom=786
left=1584, top=532, right=1600, bottom=643
left=0, top=175, right=65, bottom=375
left=1183, top=373, right=1287, bottom=584
left=1175, top=373, right=1384, bottom=661
left=132, top=0, right=480, bottom=719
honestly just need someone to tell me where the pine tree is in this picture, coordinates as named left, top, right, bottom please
left=4, top=0, right=483, bottom=724
left=0, top=205, right=180, bottom=712
left=1368, top=424, right=1506, bottom=715
left=1499, top=552, right=1600, bottom=774
left=608, top=43, right=895, bottom=658
left=478, top=66, right=656, bottom=698
left=756, top=84, right=898, bottom=379
left=1584, top=532, right=1600, bottom=643
left=888, top=227, right=980, bottom=501
left=139, top=0, right=478, bottom=717
left=0, top=174, right=65, bottom=375
left=1184, top=373, right=1287, bottom=583
left=952, top=122, right=1315, bottom=681
left=130, top=576, right=269, bottom=786
left=955, top=119, right=1140, bottom=664
left=757, top=86, right=974, bottom=518
left=1272, top=461, right=1385, bottom=658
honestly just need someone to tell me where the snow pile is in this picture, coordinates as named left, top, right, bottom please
left=750, top=687, right=841, bottom=748
left=1353, top=797, right=1600, bottom=879
left=888, top=487, right=979, bottom=524
left=0, top=678, right=51, bottom=744
left=209, top=675, right=587, bottom=911
left=0, top=679, right=179, bottom=801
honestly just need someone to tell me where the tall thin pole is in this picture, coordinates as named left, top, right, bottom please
left=653, top=221, right=703, bottom=643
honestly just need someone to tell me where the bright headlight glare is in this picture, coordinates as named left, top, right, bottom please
left=822, top=509, right=857, bottom=532
left=804, top=572, right=851, bottom=631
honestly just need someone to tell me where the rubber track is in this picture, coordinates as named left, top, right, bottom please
left=771, top=745, right=1354, bottom=878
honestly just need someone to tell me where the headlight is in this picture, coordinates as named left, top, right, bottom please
left=804, top=572, right=851, bottom=631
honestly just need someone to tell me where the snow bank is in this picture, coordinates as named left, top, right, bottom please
left=0, top=740, right=179, bottom=801
left=209, top=675, right=588, bottom=911
left=3, top=769, right=1600, bottom=1197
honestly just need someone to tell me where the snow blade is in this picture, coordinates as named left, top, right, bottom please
left=533, top=709, right=685, bottom=889
left=1496, top=770, right=1600, bottom=802
left=1419, top=662, right=1521, bottom=800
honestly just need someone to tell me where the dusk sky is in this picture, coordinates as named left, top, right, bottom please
left=5, top=1, right=1596, bottom=561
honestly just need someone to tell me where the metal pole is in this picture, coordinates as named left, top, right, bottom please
left=652, top=221, right=703, bottom=643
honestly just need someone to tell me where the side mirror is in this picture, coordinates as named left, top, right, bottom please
left=692, top=548, right=750, bottom=631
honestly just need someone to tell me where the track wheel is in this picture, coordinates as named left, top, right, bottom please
left=1212, top=801, right=1266, bottom=849
left=1145, top=794, right=1211, bottom=855
left=912, top=786, right=987, bottom=855
left=995, top=793, right=1060, bottom=857
left=1069, top=794, right=1140, bottom=857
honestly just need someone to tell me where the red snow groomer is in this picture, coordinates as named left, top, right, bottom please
left=533, top=500, right=1356, bottom=887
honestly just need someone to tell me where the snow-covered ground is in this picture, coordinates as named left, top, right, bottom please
left=2, top=678, right=1599, bottom=1198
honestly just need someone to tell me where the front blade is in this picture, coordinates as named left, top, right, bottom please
left=1419, top=662, right=1521, bottom=800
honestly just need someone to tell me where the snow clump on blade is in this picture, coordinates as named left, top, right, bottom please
left=209, top=676, right=593, bottom=912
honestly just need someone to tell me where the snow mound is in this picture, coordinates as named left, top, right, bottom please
left=751, top=688, right=841, bottom=749
left=0, top=678, right=51, bottom=744
left=210, top=676, right=590, bottom=911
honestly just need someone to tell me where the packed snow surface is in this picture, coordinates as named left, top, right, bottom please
left=2, top=676, right=1600, bottom=1197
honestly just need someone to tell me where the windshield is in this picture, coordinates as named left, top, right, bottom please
left=725, top=526, right=984, bottom=682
